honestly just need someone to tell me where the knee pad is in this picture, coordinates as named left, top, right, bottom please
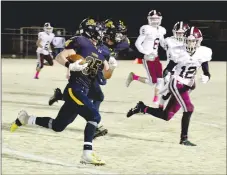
left=89, top=111, right=101, bottom=124
left=93, top=113, right=101, bottom=124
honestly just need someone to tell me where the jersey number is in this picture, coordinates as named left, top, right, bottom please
left=179, top=66, right=197, bottom=79
left=82, top=56, right=102, bottom=78
left=44, top=41, right=50, bottom=50
left=153, top=38, right=160, bottom=50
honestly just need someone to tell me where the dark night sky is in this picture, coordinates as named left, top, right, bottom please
left=2, top=1, right=227, bottom=36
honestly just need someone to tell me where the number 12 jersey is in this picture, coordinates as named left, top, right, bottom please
left=169, top=46, right=212, bottom=87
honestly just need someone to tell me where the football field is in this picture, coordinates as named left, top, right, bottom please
left=2, top=59, right=226, bottom=174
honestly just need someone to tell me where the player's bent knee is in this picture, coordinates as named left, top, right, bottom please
left=94, top=114, right=101, bottom=124
left=90, top=113, right=101, bottom=124
left=187, top=104, right=194, bottom=112
left=52, top=123, right=66, bottom=132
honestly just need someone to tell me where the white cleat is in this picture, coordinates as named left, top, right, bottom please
left=126, top=72, right=134, bottom=87
left=10, top=110, right=30, bottom=132
left=80, top=152, right=106, bottom=166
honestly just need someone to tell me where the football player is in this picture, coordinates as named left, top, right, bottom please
left=10, top=18, right=118, bottom=165
left=103, top=19, right=131, bottom=57
left=35, top=23, right=55, bottom=79
left=127, top=26, right=210, bottom=146
left=48, top=18, right=111, bottom=138
left=125, top=10, right=166, bottom=104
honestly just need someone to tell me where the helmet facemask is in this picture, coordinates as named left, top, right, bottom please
left=173, top=29, right=185, bottom=42
left=184, top=35, right=197, bottom=54
left=115, top=32, right=124, bottom=42
left=44, top=27, right=53, bottom=34
left=147, top=16, right=162, bottom=27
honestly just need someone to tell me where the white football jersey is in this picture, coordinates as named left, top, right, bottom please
left=52, top=37, right=65, bottom=48
left=36, top=32, right=55, bottom=55
left=169, top=46, right=212, bottom=87
left=164, top=36, right=184, bottom=61
left=135, top=25, right=166, bottom=60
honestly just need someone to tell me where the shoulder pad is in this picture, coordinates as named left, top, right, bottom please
left=38, top=32, right=44, bottom=38
left=139, top=25, right=149, bottom=35
left=159, top=26, right=166, bottom=35
left=197, top=46, right=212, bottom=62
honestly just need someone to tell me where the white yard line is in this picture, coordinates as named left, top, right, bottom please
left=2, top=147, right=115, bottom=174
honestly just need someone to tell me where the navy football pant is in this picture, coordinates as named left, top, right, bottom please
left=36, top=84, right=101, bottom=132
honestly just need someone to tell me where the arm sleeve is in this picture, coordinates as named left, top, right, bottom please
left=201, top=61, right=211, bottom=79
left=163, top=60, right=177, bottom=77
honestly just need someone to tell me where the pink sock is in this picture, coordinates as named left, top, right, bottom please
left=144, top=107, right=148, bottom=113
left=133, top=74, right=139, bottom=80
left=35, top=71, right=39, bottom=78
left=153, top=96, right=158, bottom=102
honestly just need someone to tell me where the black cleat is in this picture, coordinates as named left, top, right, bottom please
left=48, top=88, right=63, bottom=106
left=180, top=139, right=197, bottom=146
left=127, top=101, right=146, bottom=118
left=94, top=126, right=108, bottom=139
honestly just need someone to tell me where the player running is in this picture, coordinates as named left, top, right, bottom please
left=125, top=10, right=166, bottom=104
left=126, top=26, right=211, bottom=146
left=35, top=23, right=55, bottom=79
left=10, top=19, right=117, bottom=165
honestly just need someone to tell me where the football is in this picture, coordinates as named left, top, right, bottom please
left=67, top=54, right=87, bottom=65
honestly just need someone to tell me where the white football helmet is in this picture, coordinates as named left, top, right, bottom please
left=147, top=10, right=162, bottom=27
left=43, top=23, right=53, bottom=34
left=172, top=21, right=190, bottom=42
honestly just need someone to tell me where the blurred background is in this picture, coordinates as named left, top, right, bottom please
left=1, top=1, right=227, bottom=61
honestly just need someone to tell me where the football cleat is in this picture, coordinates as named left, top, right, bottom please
left=127, top=101, right=146, bottom=118
left=126, top=72, right=135, bottom=87
left=10, top=110, right=30, bottom=132
left=48, top=88, right=63, bottom=106
left=180, top=139, right=197, bottom=146
left=94, top=125, right=108, bottom=139
left=80, top=152, right=106, bottom=166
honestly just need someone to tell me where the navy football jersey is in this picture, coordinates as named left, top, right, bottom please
left=65, top=36, right=106, bottom=88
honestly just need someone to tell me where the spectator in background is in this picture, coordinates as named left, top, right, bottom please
left=52, top=30, right=65, bottom=58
